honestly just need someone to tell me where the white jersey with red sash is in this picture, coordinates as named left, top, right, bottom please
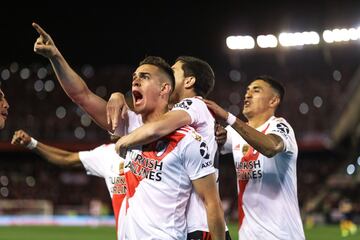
left=222, top=116, right=305, bottom=240
left=122, top=126, right=215, bottom=240
left=172, top=97, right=229, bottom=232
left=79, top=144, right=127, bottom=240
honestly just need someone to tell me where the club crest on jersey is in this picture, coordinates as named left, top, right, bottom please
left=191, top=130, right=202, bottom=142
left=242, top=144, right=250, bottom=155
left=200, top=141, right=210, bottom=159
left=173, top=99, right=193, bottom=110
left=155, top=140, right=169, bottom=157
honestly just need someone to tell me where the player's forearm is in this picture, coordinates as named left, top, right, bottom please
left=205, top=202, right=225, bottom=240
left=123, top=112, right=190, bottom=148
left=232, top=119, right=282, bottom=157
left=121, top=125, right=160, bottom=148
left=49, top=53, right=111, bottom=131
left=49, top=52, right=90, bottom=103
left=34, top=142, right=79, bottom=166
left=122, top=121, right=173, bottom=148
left=193, top=173, right=226, bottom=240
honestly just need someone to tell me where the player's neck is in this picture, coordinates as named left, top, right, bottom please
left=247, top=113, right=274, bottom=128
left=179, top=89, right=197, bottom=100
left=142, top=106, right=168, bottom=123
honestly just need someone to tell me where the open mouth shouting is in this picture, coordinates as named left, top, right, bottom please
left=244, top=99, right=251, bottom=108
left=132, top=90, right=144, bottom=107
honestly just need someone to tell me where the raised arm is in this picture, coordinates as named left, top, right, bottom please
left=11, top=130, right=80, bottom=167
left=192, top=173, right=225, bottom=240
left=204, top=99, right=284, bottom=157
left=32, top=22, right=111, bottom=131
left=115, top=110, right=191, bottom=153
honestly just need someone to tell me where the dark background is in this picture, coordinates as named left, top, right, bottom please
left=1, top=1, right=360, bottom=67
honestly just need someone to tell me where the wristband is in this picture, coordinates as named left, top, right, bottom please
left=26, top=137, right=38, bottom=150
left=226, top=112, right=237, bottom=126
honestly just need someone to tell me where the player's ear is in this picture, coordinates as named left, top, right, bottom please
left=270, top=95, right=280, bottom=107
left=160, top=82, right=171, bottom=96
left=184, top=76, right=196, bottom=89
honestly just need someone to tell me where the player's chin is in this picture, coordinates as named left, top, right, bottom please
left=133, top=104, right=145, bottom=114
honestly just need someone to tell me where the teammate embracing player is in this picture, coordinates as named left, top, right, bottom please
left=32, top=22, right=225, bottom=240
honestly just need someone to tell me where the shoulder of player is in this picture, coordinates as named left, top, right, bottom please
left=166, top=126, right=204, bottom=144
left=267, top=116, right=296, bottom=142
left=173, top=97, right=206, bottom=109
left=270, top=116, right=293, bottom=129
left=87, top=144, right=121, bottom=160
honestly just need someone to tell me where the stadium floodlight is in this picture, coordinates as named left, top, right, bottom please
left=257, top=34, right=278, bottom=48
left=346, top=164, right=355, bottom=175
left=279, top=31, right=320, bottom=47
left=334, top=28, right=350, bottom=42
left=323, top=30, right=334, bottom=43
left=226, top=35, right=255, bottom=50
left=323, top=27, right=360, bottom=43
left=348, top=27, right=360, bottom=40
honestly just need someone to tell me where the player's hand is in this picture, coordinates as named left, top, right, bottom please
left=215, top=123, right=227, bottom=147
left=107, top=92, right=129, bottom=131
left=32, top=22, right=59, bottom=58
left=203, top=99, right=228, bottom=121
left=115, top=136, right=129, bottom=159
left=11, top=130, right=31, bottom=147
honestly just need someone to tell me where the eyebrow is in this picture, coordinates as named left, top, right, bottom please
left=247, top=85, right=263, bottom=90
left=133, top=72, right=151, bottom=78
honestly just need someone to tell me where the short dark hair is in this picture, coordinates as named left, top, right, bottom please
left=139, top=56, right=175, bottom=91
left=253, top=75, right=285, bottom=103
left=176, top=56, right=215, bottom=98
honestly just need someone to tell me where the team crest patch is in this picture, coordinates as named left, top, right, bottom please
left=191, top=130, right=202, bottom=142
left=155, top=140, right=169, bottom=157
left=242, top=144, right=250, bottom=155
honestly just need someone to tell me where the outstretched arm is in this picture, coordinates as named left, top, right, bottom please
left=204, top=99, right=284, bottom=157
left=32, top=22, right=111, bottom=131
left=192, top=173, right=225, bottom=240
left=11, top=130, right=80, bottom=167
left=115, top=110, right=191, bottom=153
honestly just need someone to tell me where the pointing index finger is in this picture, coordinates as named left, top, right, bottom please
left=32, top=22, right=49, bottom=40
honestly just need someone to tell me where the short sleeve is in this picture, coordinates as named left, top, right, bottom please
left=182, top=135, right=216, bottom=180
left=171, top=98, right=204, bottom=125
left=266, top=118, right=296, bottom=154
left=79, top=144, right=116, bottom=177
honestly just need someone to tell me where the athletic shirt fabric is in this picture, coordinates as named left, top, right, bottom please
left=172, top=97, right=228, bottom=232
left=222, top=116, right=305, bottom=240
left=79, top=144, right=127, bottom=240
left=122, top=126, right=215, bottom=239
